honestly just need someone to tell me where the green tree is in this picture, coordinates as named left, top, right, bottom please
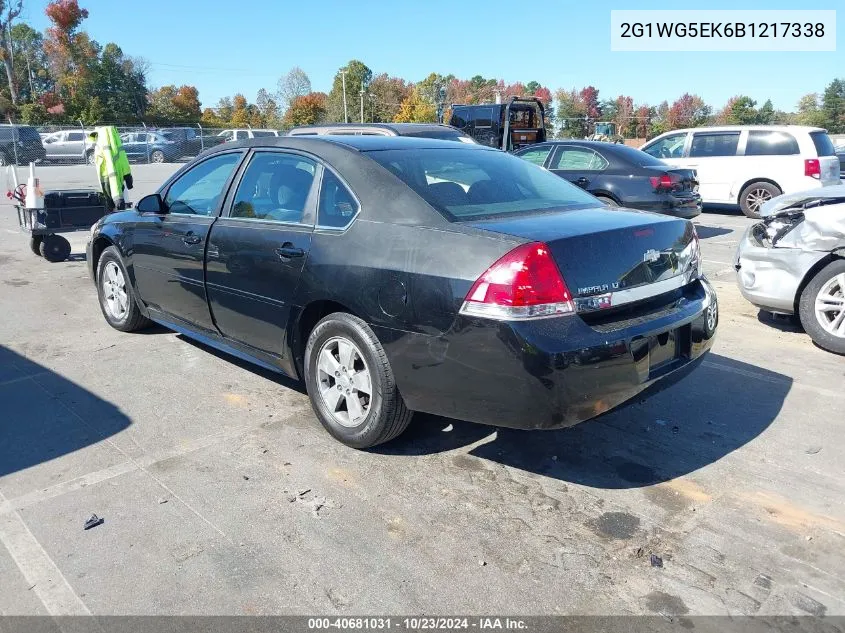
left=90, top=43, right=147, bottom=121
left=553, top=88, right=587, bottom=138
left=718, top=96, right=758, bottom=125
left=368, top=73, right=410, bottom=123
left=821, top=78, right=845, bottom=133
left=256, top=88, right=280, bottom=127
left=0, top=0, right=23, bottom=104
left=327, top=60, right=372, bottom=122
left=757, top=98, right=775, bottom=125
left=796, top=93, right=827, bottom=127
left=10, top=23, right=51, bottom=104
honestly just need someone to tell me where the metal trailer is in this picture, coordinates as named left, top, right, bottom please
left=15, top=188, right=111, bottom=262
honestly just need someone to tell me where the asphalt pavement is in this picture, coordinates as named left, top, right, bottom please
left=0, top=164, right=843, bottom=616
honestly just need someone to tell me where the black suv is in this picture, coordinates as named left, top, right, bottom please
left=449, top=96, right=547, bottom=152
left=0, top=125, right=46, bottom=166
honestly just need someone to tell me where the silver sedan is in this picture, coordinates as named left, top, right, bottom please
left=735, top=185, right=845, bottom=354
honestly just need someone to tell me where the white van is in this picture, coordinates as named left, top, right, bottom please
left=641, top=126, right=840, bottom=218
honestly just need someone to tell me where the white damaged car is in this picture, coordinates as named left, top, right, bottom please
left=735, top=185, right=845, bottom=354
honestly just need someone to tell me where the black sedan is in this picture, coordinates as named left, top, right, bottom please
left=515, top=140, right=702, bottom=219
left=87, top=136, right=717, bottom=448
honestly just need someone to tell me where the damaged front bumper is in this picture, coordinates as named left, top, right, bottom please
left=735, top=197, right=845, bottom=315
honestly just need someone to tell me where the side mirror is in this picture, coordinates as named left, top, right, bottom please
left=137, top=193, right=167, bottom=215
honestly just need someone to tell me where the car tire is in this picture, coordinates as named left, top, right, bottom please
left=739, top=181, right=780, bottom=219
left=29, top=235, right=43, bottom=256
left=151, top=150, right=165, bottom=164
left=39, top=234, right=71, bottom=262
left=96, top=245, right=152, bottom=332
left=0, top=152, right=8, bottom=166
left=85, top=150, right=94, bottom=165
left=596, top=195, right=618, bottom=207
left=798, top=259, right=845, bottom=355
left=304, top=312, right=413, bottom=448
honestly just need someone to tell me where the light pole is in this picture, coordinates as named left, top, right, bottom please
left=339, top=70, right=349, bottom=123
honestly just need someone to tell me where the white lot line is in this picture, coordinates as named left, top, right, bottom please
left=0, top=374, right=254, bottom=616
left=0, top=489, right=91, bottom=615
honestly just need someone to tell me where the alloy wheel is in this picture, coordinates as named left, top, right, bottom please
left=102, top=261, right=129, bottom=321
left=316, top=336, right=372, bottom=427
left=745, top=188, right=773, bottom=214
left=815, top=273, right=845, bottom=338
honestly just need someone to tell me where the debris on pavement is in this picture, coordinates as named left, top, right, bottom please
left=650, top=554, right=663, bottom=568
left=84, top=514, right=104, bottom=530
left=242, top=475, right=250, bottom=480
left=635, top=547, right=645, bottom=558
left=805, top=446, right=822, bottom=455
left=478, top=559, right=487, bottom=567
left=157, top=498, right=168, bottom=505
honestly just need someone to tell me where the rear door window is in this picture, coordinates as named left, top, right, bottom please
left=550, top=146, right=609, bottom=171
left=810, top=131, right=836, bottom=156
left=517, top=145, right=553, bottom=166
left=745, top=131, right=799, bottom=155
left=67, top=132, right=84, bottom=142
left=473, top=107, right=495, bottom=129
left=689, top=132, right=740, bottom=157
left=318, top=170, right=359, bottom=229
left=231, top=152, right=316, bottom=223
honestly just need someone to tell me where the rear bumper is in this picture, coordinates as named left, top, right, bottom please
left=626, top=193, right=702, bottom=219
left=375, top=277, right=717, bottom=430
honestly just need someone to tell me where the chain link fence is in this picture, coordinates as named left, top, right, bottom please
left=1, top=121, right=284, bottom=167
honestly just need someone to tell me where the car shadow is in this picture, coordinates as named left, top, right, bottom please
left=693, top=225, right=733, bottom=239
left=0, top=345, right=132, bottom=478
left=757, top=310, right=803, bottom=333
left=703, top=203, right=744, bottom=217
left=377, top=353, right=790, bottom=489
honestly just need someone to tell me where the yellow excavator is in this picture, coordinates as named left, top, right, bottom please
left=587, top=122, right=625, bottom=144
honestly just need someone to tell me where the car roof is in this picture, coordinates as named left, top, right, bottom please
left=287, top=122, right=464, bottom=134
left=204, top=135, right=494, bottom=153
left=650, top=125, right=827, bottom=137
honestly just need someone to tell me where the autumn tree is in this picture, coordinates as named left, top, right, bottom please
left=579, top=86, right=601, bottom=119
left=553, top=88, right=587, bottom=138
left=393, top=87, right=436, bottom=123
left=667, top=93, right=711, bottom=129
left=147, top=85, right=200, bottom=122
left=276, top=66, right=311, bottom=110
left=717, top=95, right=759, bottom=125
left=612, top=95, right=634, bottom=138
left=368, top=73, right=410, bottom=123
left=283, top=92, right=327, bottom=127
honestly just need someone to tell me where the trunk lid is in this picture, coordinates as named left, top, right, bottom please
left=641, top=166, right=699, bottom=193
left=466, top=206, right=697, bottom=302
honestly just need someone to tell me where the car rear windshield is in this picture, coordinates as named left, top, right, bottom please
left=251, top=130, right=277, bottom=137
left=366, top=147, right=598, bottom=221
left=810, top=131, right=835, bottom=157
left=608, top=143, right=666, bottom=167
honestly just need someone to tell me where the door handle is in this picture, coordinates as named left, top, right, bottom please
left=182, top=234, right=202, bottom=245
left=276, top=243, right=304, bottom=259
left=576, top=177, right=590, bottom=187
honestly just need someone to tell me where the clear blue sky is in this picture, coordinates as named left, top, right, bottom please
left=20, top=0, right=843, bottom=112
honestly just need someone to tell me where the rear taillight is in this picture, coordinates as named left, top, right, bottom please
left=459, top=242, right=574, bottom=320
left=805, top=159, right=821, bottom=178
left=649, top=173, right=680, bottom=191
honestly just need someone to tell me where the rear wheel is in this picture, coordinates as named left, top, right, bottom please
left=596, top=195, right=618, bottom=207
left=798, top=260, right=845, bottom=355
left=29, top=235, right=43, bottom=256
left=96, top=246, right=152, bottom=332
left=739, top=181, right=780, bottom=219
left=304, top=312, right=413, bottom=448
left=39, top=235, right=71, bottom=262
left=85, top=150, right=94, bottom=165
left=150, top=150, right=165, bottom=164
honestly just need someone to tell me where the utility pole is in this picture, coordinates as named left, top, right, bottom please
left=360, top=81, right=364, bottom=123
left=340, top=70, right=348, bottom=123
left=25, top=51, right=34, bottom=98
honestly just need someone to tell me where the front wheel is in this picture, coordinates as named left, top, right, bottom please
left=96, top=246, right=152, bottom=332
left=798, top=260, right=845, bottom=355
left=304, top=312, right=413, bottom=448
left=39, top=234, right=71, bottom=262
left=150, top=150, right=165, bottom=163
left=596, top=195, right=618, bottom=207
left=739, top=181, right=781, bottom=219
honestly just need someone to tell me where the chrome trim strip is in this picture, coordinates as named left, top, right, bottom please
left=575, top=274, right=688, bottom=313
